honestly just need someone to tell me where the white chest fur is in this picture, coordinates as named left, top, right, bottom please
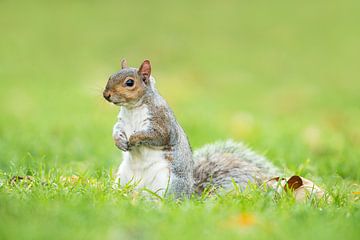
left=114, top=105, right=170, bottom=196
left=118, top=105, right=150, bottom=138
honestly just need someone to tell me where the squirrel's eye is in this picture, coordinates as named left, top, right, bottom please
left=125, top=79, right=134, bottom=87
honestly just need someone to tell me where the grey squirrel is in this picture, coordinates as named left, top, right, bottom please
left=103, top=59, right=280, bottom=198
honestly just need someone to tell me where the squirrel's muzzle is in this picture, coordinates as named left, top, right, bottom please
left=103, top=91, right=112, bottom=102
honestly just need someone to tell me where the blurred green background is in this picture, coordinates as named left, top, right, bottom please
left=1, top=0, right=360, bottom=239
left=1, top=0, right=359, bottom=179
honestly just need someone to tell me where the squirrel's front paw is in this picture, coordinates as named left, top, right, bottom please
left=128, top=134, right=141, bottom=149
left=114, top=132, right=129, bottom=151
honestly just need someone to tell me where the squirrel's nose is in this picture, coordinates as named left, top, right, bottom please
left=103, top=91, right=112, bottom=101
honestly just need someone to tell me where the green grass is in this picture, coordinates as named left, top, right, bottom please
left=1, top=0, right=359, bottom=239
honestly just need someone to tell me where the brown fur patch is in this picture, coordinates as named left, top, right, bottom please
left=164, top=152, right=173, bottom=162
left=114, top=77, right=145, bottom=102
left=148, top=105, right=171, bottom=146
left=128, top=133, right=144, bottom=147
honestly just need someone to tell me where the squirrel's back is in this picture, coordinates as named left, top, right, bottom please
left=193, top=140, right=280, bottom=194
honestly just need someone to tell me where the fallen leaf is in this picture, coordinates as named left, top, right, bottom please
left=285, top=176, right=303, bottom=192
left=266, top=175, right=326, bottom=202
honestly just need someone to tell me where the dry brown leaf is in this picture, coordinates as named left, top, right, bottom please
left=266, top=175, right=326, bottom=202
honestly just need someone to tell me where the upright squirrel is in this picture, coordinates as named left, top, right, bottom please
left=103, top=59, right=279, bottom=198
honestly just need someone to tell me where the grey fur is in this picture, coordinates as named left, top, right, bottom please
left=193, top=140, right=280, bottom=194
left=139, top=85, right=194, bottom=198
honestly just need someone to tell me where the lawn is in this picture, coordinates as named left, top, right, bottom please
left=0, top=0, right=359, bottom=239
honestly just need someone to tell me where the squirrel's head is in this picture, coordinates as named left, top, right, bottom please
left=103, top=59, right=152, bottom=107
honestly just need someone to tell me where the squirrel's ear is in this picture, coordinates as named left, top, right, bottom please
left=120, top=58, right=128, bottom=69
left=138, top=60, right=151, bottom=78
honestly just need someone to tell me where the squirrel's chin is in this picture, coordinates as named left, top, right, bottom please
left=113, top=101, right=133, bottom=108
left=113, top=102, right=122, bottom=106
left=117, top=99, right=145, bottom=109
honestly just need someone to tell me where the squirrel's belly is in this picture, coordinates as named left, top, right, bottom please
left=116, top=147, right=170, bottom=196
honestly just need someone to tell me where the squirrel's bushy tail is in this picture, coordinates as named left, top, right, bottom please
left=193, top=140, right=280, bottom=194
